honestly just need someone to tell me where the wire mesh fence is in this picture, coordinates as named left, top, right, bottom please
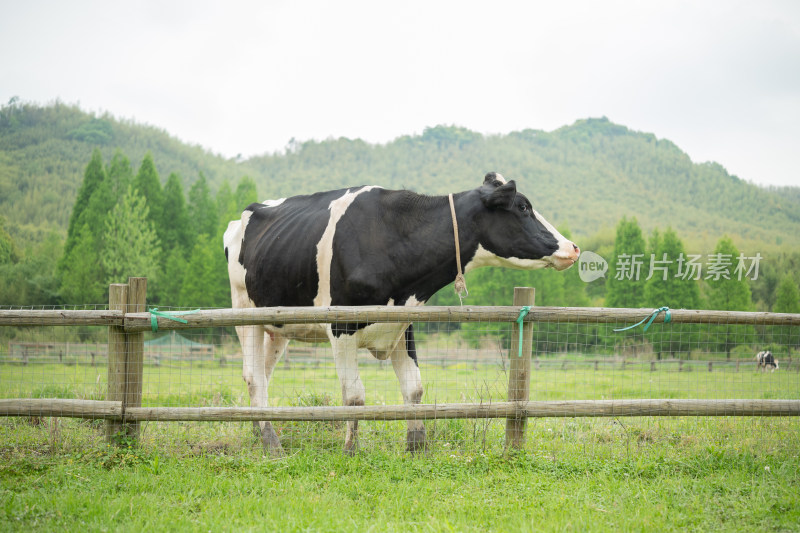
left=1, top=293, right=799, bottom=459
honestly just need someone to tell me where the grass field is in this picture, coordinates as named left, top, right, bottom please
left=2, top=416, right=799, bottom=531
left=2, top=353, right=799, bottom=531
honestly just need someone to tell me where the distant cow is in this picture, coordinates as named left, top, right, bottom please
left=224, top=173, right=580, bottom=454
left=756, top=350, right=779, bottom=372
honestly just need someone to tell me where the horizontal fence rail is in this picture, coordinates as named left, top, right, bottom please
left=2, top=306, right=800, bottom=329
left=3, top=399, right=800, bottom=421
left=0, top=309, right=123, bottom=327
left=3, top=278, right=799, bottom=454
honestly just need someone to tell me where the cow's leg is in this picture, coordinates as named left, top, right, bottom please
left=239, top=325, right=287, bottom=455
left=331, top=334, right=365, bottom=454
left=391, top=327, right=425, bottom=452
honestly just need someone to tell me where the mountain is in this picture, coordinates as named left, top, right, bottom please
left=1, top=100, right=798, bottom=253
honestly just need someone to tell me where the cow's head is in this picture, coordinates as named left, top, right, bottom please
left=467, top=172, right=579, bottom=272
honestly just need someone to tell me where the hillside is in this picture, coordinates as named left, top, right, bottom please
left=0, top=101, right=247, bottom=244
left=1, top=101, right=798, bottom=253
left=246, top=121, right=800, bottom=252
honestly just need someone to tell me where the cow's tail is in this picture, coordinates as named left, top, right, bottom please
left=405, top=324, right=418, bottom=366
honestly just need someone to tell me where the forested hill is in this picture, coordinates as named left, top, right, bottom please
left=1, top=100, right=798, bottom=251
left=248, top=122, right=800, bottom=251
left=0, top=101, right=238, bottom=244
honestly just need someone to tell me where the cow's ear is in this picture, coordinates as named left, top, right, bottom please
left=483, top=172, right=507, bottom=186
left=481, top=180, right=516, bottom=210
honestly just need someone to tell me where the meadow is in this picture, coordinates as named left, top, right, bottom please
left=2, top=350, right=799, bottom=531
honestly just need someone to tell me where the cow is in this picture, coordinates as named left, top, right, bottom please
left=224, top=172, right=580, bottom=455
left=755, top=350, right=779, bottom=372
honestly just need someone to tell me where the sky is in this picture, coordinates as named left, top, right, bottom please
left=2, top=0, right=799, bottom=188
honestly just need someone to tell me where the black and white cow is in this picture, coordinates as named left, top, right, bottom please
left=756, top=350, right=779, bottom=372
left=224, top=173, right=579, bottom=454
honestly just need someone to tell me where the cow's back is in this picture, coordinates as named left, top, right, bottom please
left=228, top=188, right=362, bottom=308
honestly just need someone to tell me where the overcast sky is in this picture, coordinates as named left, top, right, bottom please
left=2, top=0, right=799, bottom=187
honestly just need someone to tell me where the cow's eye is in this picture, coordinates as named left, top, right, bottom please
left=519, top=204, right=528, bottom=213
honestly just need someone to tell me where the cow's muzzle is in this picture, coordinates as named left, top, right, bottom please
left=550, top=242, right=580, bottom=271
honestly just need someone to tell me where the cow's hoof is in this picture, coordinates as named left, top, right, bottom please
left=344, top=436, right=358, bottom=456
left=259, top=422, right=285, bottom=457
left=406, top=428, right=426, bottom=453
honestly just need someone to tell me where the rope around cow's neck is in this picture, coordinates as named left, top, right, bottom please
left=448, top=193, right=468, bottom=305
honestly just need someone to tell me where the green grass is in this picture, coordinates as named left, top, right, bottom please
left=1, top=359, right=799, bottom=531
left=1, top=420, right=799, bottom=532
left=2, top=358, right=798, bottom=405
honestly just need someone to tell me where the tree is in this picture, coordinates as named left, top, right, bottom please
left=0, top=231, right=62, bottom=306
left=643, top=227, right=700, bottom=309
left=102, top=186, right=161, bottom=285
left=160, top=248, right=188, bottom=307
left=773, top=275, right=800, bottom=314
left=772, top=274, right=800, bottom=351
left=188, top=173, right=218, bottom=238
left=179, top=234, right=228, bottom=308
left=161, top=172, right=193, bottom=256
left=705, top=237, right=752, bottom=312
left=134, top=153, right=165, bottom=244
left=235, top=176, right=259, bottom=209
left=643, top=227, right=701, bottom=358
left=0, top=216, right=19, bottom=265
left=216, top=179, right=237, bottom=235
left=58, top=150, right=115, bottom=302
left=59, top=223, right=105, bottom=303
left=704, top=236, right=754, bottom=358
left=63, top=149, right=106, bottom=258
left=605, top=217, right=646, bottom=308
left=107, top=149, right=134, bottom=200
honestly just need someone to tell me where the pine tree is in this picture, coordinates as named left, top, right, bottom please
left=643, top=227, right=701, bottom=358
left=705, top=237, right=752, bottom=311
left=216, top=179, right=237, bottom=235
left=102, top=186, right=162, bottom=285
left=60, top=223, right=105, bottom=303
left=179, top=234, right=228, bottom=308
left=773, top=275, right=800, bottom=314
left=160, top=248, right=188, bottom=307
left=134, top=153, right=165, bottom=244
left=188, top=173, right=218, bottom=238
left=705, top=236, right=754, bottom=358
left=161, top=172, right=193, bottom=256
left=772, top=274, right=800, bottom=351
left=58, top=150, right=115, bottom=302
left=606, top=217, right=646, bottom=308
left=107, top=149, right=133, bottom=200
left=235, top=176, right=259, bottom=210
left=644, top=227, right=700, bottom=309
left=63, top=149, right=106, bottom=257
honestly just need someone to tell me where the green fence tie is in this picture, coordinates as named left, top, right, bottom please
left=149, top=308, right=199, bottom=332
left=613, top=306, right=671, bottom=333
left=516, top=306, right=532, bottom=357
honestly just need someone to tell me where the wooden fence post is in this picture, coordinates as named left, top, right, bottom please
left=506, top=287, right=535, bottom=450
left=105, top=278, right=147, bottom=443
left=106, top=283, right=128, bottom=442
left=125, top=277, right=147, bottom=439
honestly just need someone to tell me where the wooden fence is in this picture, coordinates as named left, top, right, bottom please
left=1, top=277, right=800, bottom=449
